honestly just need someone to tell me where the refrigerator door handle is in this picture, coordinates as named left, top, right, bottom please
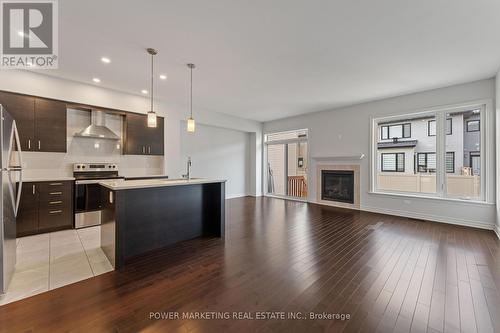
left=6, top=120, right=23, bottom=217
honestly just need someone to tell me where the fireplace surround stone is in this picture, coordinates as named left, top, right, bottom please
left=316, top=164, right=360, bottom=209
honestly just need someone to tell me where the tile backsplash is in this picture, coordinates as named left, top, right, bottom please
left=19, top=108, right=164, bottom=179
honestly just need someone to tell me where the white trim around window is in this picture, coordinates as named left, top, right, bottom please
left=370, top=99, right=494, bottom=204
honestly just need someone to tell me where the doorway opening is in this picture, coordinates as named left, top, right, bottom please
left=265, top=129, right=308, bottom=199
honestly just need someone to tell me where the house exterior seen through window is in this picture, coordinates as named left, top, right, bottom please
left=375, top=108, right=482, bottom=200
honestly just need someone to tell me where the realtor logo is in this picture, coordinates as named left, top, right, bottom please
left=1, top=0, right=58, bottom=68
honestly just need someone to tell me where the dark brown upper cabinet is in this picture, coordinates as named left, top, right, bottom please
left=148, top=116, right=164, bottom=155
left=0, top=91, right=67, bottom=152
left=34, top=98, right=67, bottom=152
left=123, top=113, right=164, bottom=155
left=0, top=91, right=35, bottom=151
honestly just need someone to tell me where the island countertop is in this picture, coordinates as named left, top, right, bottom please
left=99, top=178, right=227, bottom=191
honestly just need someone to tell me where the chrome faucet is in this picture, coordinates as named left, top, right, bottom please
left=182, top=157, right=192, bottom=180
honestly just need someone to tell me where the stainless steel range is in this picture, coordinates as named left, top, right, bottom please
left=73, top=163, right=123, bottom=228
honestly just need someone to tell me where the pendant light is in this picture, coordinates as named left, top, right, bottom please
left=146, top=48, right=157, bottom=128
left=186, top=63, right=196, bottom=132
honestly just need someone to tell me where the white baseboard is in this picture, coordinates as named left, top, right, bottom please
left=226, top=193, right=249, bottom=199
left=495, top=224, right=500, bottom=240
left=360, top=205, right=495, bottom=231
left=307, top=198, right=495, bottom=231
left=246, top=193, right=263, bottom=197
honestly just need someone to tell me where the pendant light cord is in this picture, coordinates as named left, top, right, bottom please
left=150, top=53, right=154, bottom=112
left=190, top=65, right=193, bottom=118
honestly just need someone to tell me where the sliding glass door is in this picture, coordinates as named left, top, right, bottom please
left=265, top=130, right=308, bottom=199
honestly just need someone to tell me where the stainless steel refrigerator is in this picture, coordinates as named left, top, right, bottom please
left=0, top=104, right=23, bottom=294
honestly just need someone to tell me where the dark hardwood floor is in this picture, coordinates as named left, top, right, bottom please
left=0, top=197, right=499, bottom=333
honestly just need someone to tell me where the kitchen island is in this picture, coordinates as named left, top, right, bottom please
left=99, top=178, right=226, bottom=269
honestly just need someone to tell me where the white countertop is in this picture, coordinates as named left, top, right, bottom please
left=99, top=178, right=226, bottom=191
left=22, top=176, right=75, bottom=182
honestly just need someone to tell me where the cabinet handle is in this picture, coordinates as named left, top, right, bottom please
left=38, top=140, right=41, bottom=150
left=49, top=183, right=62, bottom=186
left=28, top=139, right=31, bottom=150
left=49, top=210, right=62, bottom=214
left=32, top=184, right=35, bottom=195
left=49, top=201, right=62, bottom=204
left=148, top=146, right=151, bottom=154
left=49, top=191, right=62, bottom=195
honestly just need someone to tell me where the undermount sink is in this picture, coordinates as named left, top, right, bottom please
left=160, top=178, right=202, bottom=182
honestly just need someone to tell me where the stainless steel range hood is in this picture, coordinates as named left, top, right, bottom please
left=74, top=110, right=120, bottom=140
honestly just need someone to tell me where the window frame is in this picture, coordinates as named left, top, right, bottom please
left=466, top=120, right=480, bottom=132
left=416, top=152, right=436, bottom=173
left=428, top=119, right=452, bottom=136
left=427, top=120, right=436, bottom=137
left=263, top=128, right=309, bottom=202
left=469, top=151, right=480, bottom=176
left=381, top=153, right=405, bottom=172
left=417, top=152, right=454, bottom=173
left=446, top=118, right=453, bottom=135
left=446, top=152, right=455, bottom=174
left=380, top=123, right=411, bottom=140
left=370, top=100, right=492, bottom=204
left=416, top=152, right=454, bottom=173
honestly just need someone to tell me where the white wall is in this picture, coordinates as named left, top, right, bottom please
left=264, top=79, right=497, bottom=230
left=0, top=70, right=263, bottom=195
left=180, top=122, right=250, bottom=198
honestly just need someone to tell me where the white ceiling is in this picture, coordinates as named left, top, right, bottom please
left=37, top=0, right=500, bottom=121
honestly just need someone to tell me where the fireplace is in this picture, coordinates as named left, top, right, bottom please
left=321, top=170, right=355, bottom=204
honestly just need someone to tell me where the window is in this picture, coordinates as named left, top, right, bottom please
left=446, top=110, right=482, bottom=199
left=381, top=153, right=405, bottom=172
left=428, top=119, right=452, bottom=136
left=446, top=152, right=455, bottom=174
left=381, top=126, right=388, bottom=140
left=470, top=152, right=480, bottom=176
left=417, top=153, right=436, bottom=173
left=373, top=103, right=487, bottom=201
left=428, top=120, right=436, bottom=136
left=380, top=123, right=411, bottom=140
left=446, top=118, right=452, bottom=135
left=466, top=120, right=480, bottom=132
left=265, top=129, right=308, bottom=142
left=417, top=152, right=454, bottom=173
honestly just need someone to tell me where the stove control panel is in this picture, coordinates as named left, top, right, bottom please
left=73, top=163, right=119, bottom=172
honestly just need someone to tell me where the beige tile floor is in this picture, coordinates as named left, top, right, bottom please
left=0, top=226, right=113, bottom=306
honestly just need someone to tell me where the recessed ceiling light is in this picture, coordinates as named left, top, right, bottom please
left=101, top=57, right=111, bottom=63
left=159, top=74, right=167, bottom=80
left=141, top=89, right=148, bottom=94
left=92, top=78, right=101, bottom=83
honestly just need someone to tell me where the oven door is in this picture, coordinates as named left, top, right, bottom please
left=74, top=180, right=105, bottom=228
left=75, top=182, right=102, bottom=212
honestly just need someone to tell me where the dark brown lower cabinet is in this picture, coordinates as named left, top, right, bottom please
left=16, top=180, right=73, bottom=237
left=16, top=182, right=38, bottom=237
